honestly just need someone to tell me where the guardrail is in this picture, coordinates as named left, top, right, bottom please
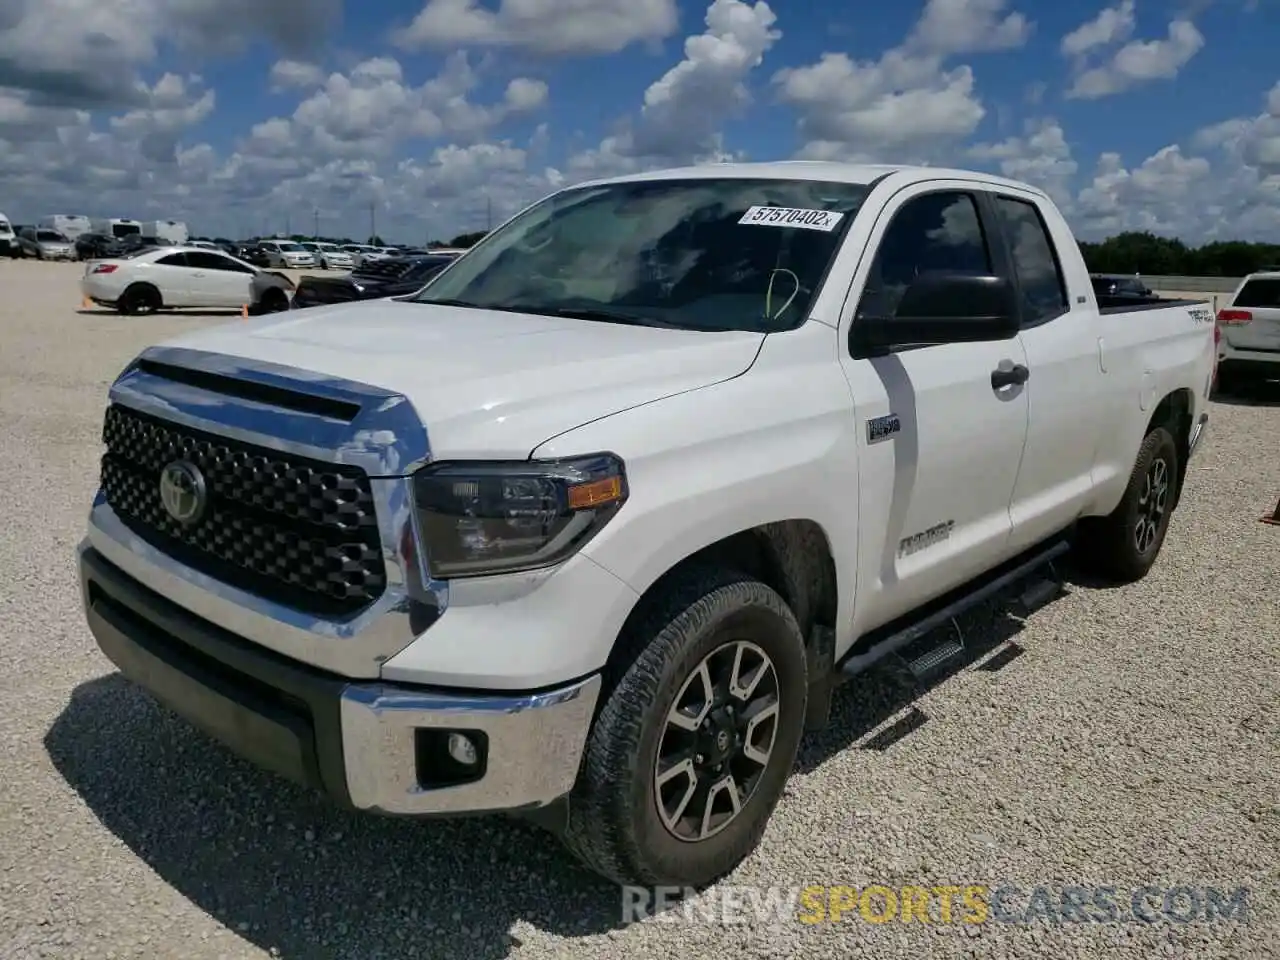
left=1135, top=275, right=1242, bottom=293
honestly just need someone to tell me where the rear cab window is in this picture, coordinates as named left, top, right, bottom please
left=991, top=195, right=1068, bottom=325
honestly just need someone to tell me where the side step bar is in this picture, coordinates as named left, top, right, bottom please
left=837, top=536, right=1071, bottom=681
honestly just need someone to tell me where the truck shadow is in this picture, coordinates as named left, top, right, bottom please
left=796, top=592, right=1047, bottom=773
left=44, top=676, right=623, bottom=959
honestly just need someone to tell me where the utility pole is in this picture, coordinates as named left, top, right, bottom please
left=369, top=201, right=376, bottom=243
left=285, top=212, right=291, bottom=238
left=486, top=194, right=493, bottom=231
left=313, top=209, right=319, bottom=240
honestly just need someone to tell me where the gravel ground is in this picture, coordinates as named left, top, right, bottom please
left=0, top=258, right=1277, bottom=959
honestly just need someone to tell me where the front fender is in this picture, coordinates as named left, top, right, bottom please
left=533, top=326, right=862, bottom=651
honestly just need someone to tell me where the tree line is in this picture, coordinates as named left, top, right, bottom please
left=1079, top=232, right=1280, bottom=277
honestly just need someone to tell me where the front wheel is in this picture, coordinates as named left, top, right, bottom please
left=1075, top=425, right=1179, bottom=582
left=563, top=568, right=808, bottom=888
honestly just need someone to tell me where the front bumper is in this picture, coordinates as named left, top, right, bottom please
left=79, top=543, right=601, bottom=816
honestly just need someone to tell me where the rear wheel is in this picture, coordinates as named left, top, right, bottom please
left=1075, top=425, right=1179, bottom=583
left=118, top=284, right=161, bottom=316
left=562, top=568, right=808, bottom=888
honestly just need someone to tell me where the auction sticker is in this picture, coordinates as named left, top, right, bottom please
left=738, top=205, right=844, bottom=232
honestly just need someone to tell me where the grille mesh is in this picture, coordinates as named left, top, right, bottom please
left=100, top=403, right=386, bottom=617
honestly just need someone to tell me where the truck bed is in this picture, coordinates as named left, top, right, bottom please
left=1097, top=294, right=1206, bottom=314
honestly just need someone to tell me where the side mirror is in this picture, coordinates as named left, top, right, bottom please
left=851, top=273, right=1020, bottom=356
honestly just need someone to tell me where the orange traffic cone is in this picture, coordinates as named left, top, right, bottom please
left=1262, top=496, right=1280, bottom=526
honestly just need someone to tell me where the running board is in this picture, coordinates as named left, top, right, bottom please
left=837, top=537, right=1072, bottom=680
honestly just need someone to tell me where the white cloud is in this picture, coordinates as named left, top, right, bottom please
left=252, top=53, right=548, bottom=161
left=1060, top=0, right=1136, bottom=59
left=772, top=0, right=1033, bottom=162
left=394, top=0, right=679, bottom=55
left=1065, top=17, right=1204, bottom=99
left=269, top=60, right=326, bottom=91
left=969, top=118, right=1079, bottom=208
left=907, top=0, right=1032, bottom=55
left=0, top=0, right=339, bottom=108
left=566, top=0, right=780, bottom=178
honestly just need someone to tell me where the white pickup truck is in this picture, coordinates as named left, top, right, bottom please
left=79, top=162, right=1215, bottom=888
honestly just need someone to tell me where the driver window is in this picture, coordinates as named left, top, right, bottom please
left=856, top=191, right=991, bottom=321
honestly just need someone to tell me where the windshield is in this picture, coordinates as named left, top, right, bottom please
left=412, top=177, right=870, bottom=332
left=277, top=242, right=303, bottom=252
left=111, top=224, right=141, bottom=238
left=37, top=230, right=68, bottom=242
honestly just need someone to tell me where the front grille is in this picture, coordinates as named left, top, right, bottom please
left=100, top=403, right=386, bottom=618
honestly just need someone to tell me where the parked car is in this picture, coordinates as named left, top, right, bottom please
left=1215, top=270, right=1280, bottom=390
left=340, top=243, right=381, bottom=267
left=299, top=241, right=354, bottom=270
left=80, top=245, right=293, bottom=315
left=230, top=243, right=271, bottom=267
left=77, top=163, right=1214, bottom=890
left=0, top=212, right=15, bottom=257
left=75, top=233, right=125, bottom=261
left=291, top=253, right=458, bottom=308
left=259, top=240, right=316, bottom=269
left=18, top=227, right=75, bottom=260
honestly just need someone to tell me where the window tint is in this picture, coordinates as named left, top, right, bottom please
left=994, top=196, right=1068, bottom=323
left=857, top=191, right=991, bottom=319
left=1234, top=278, right=1280, bottom=308
left=156, top=253, right=188, bottom=266
left=187, top=251, right=250, bottom=272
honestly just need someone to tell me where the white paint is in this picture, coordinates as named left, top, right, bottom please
left=137, top=162, right=1217, bottom=689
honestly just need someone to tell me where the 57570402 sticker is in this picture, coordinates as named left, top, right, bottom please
left=738, top=206, right=845, bottom=232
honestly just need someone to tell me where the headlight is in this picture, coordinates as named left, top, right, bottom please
left=412, top=453, right=628, bottom=578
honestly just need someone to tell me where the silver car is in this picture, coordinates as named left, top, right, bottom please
left=19, top=228, right=76, bottom=260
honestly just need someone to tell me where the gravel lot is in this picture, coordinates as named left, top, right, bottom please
left=1, top=258, right=1276, bottom=959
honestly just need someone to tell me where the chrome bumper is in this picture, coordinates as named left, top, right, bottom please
left=339, top=676, right=600, bottom=814
left=80, top=539, right=600, bottom=816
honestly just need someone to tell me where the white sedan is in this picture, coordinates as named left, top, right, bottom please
left=81, top=245, right=291, bottom=315
left=301, top=241, right=354, bottom=270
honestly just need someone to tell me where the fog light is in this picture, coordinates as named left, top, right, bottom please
left=447, top=732, right=479, bottom=766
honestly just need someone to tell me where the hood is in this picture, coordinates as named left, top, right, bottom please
left=159, top=299, right=764, bottom=460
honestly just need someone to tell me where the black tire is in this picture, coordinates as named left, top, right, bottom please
left=562, top=567, right=808, bottom=888
left=1075, top=425, right=1179, bottom=583
left=119, top=284, right=161, bottom=316
left=256, top=288, right=289, bottom=314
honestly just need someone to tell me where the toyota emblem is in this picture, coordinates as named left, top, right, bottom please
left=159, top=460, right=207, bottom=525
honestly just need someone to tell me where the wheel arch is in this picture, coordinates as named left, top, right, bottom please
left=1145, top=387, right=1194, bottom=509
left=602, top=519, right=838, bottom=687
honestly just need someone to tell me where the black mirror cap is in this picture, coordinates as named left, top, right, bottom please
left=851, top=273, right=1020, bottom=356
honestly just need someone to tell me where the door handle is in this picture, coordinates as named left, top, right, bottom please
left=991, top=363, right=1030, bottom=390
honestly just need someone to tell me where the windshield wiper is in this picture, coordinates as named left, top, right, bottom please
left=529, top=305, right=686, bottom=329
left=415, top=298, right=687, bottom=329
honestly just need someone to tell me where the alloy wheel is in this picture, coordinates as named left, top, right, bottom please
left=654, top=640, right=780, bottom=842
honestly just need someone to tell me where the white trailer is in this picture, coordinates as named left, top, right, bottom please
left=40, top=214, right=92, bottom=239
left=89, top=218, right=143, bottom=240
left=144, top=220, right=189, bottom=245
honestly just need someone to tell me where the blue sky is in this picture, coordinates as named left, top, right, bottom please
left=2, top=0, right=1278, bottom=243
